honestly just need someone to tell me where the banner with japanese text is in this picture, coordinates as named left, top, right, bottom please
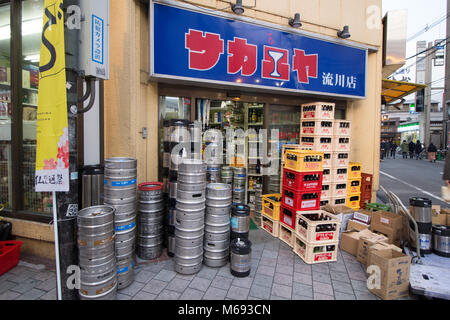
left=35, top=0, right=69, bottom=192
left=151, top=3, right=367, bottom=99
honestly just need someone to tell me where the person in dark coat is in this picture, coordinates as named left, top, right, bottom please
left=390, top=140, right=397, bottom=159
left=408, top=141, right=415, bottom=159
left=427, top=143, right=437, bottom=162
left=415, top=140, right=422, bottom=160
left=443, top=152, right=450, bottom=186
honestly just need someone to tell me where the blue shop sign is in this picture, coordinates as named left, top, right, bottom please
left=150, top=2, right=367, bottom=99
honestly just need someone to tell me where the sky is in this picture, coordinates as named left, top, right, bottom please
left=382, top=0, right=447, bottom=107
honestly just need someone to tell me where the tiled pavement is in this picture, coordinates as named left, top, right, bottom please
left=0, top=228, right=414, bottom=300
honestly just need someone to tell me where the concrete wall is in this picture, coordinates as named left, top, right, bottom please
left=104, top=0, right=383, bottom=196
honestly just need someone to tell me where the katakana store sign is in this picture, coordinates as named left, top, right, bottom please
left=150, top=2, right=367, bottom=99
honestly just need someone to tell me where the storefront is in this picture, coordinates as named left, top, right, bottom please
left=398, top=122, right=420, bottom=144
left=104, top=0, right=382, bottom=208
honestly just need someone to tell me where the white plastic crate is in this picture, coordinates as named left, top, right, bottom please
left=295, top=210, right=341, bottom=244
left=293, top=235, right=339, bottom=264
left=300, top=120, right=334, bottom=136
left=331, top=182, right=348, bottom=198
left=300, top=135, right=333, bottom=152
left=333, top=120, right=351, bottom=136
left=331, top=151, right=350, bottom=168
left=301, top=102, right=335, bottom=121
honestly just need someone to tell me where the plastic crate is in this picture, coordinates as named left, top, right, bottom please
left=322, top=152, right=332, bottom=168
left=348, top=179, right=362, bottom=195
left=331, top=196, right=346, bottom=206
left=330, top=167, right=348, bottom=183
left=332, top=152, right=350, bottom=168
left=300, top=120, right=334, bottom=136
left=281, top=144, right=310, bottom=165
left=261, top=214, right=280, bottom=237
left=321, top=184, right=331, bottom=199
left=333, top=120, right=351, bottom=136
left=280, top=205, right=297, bottom=229
left=293, top=236, right=338, bottom=264
left=331, top=182, right=348, bottom=198
left=282, top=169, right=323, bottom=192
left=320, top=197, right=330, bottom=207
left=348, top=162, right=362, bottom=179
left=361, top=173, right=373, bottom=191
left=282, top=187, right=321, bottom=212
left=360, top=190, right=372, bottom=201
left=262, top=194, right=282, bottom=221
left=0, top=241, right=23, bottom=276
left=295, top=210, right=341, bottom=243
left=333, top=137, right=351, bottom=152
left=301, top=102, right=335, bottom=121
left=322, top=168, right=332, bottom=184
left=347, top=194, right=361, bottom=208
left=279, top=223, right=295, bottom=248
left=284, top=150, right=324, bottom=173
left=300, top=136, right=333, bottom=152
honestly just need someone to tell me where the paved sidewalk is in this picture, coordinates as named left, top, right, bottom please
left=0, top=228, right=411, bottom=300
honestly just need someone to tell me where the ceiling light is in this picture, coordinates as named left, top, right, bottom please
left=289, top=13, right=302, bottom=28
left=232, top=0, right=244, bottom=15
left=337, top=26, right=351, bottom=39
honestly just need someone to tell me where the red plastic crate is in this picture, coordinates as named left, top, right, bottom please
left=282, top=186, right=321, bottom=211
left=280, top=205, right=297, bottom=229
left=0, top=241, right=23, bottom=276
left=282, top=168, right=323, bottom=192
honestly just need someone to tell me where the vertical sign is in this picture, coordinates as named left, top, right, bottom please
left=35, top=0, right=69, bottom=192
left=92, top=15, right=104, bottom=64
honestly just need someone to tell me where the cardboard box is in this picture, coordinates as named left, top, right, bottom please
left=356, top=232, right=389, bottom=266
left=371, top=211, right=403, bottom=245
left=368, top=249, right=411, bottom=300
left=366, top=242, right=402, bottom=268
left=323, top=204, right=355, bottom=215
left=347, top=219, right=369, bottom=232
left=353, top=209, right=373, bottom=225
left=340, top=229, right=372, bottom=256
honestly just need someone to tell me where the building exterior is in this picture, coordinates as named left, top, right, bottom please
left=0, top=0, right=384, bottom=259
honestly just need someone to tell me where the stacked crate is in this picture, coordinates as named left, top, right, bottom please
left=280, top=149, right=324, bottom=248
left=359, top=173, right=373, bottom=209
left=260, top=194, right=282, bottom=238
left=347, top=162, right=362, bottom=210
left=299, top=103, right=335, bottom=208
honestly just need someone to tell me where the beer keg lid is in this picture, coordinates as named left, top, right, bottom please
left=232, top=204, right=250, bottom=215
left=409, top=197, right=432, bottom=208
left=231, top=238, right=252, bottom=254
left=432, top=225, right=450, bottom=237
left=139, top=182, right=163, bottom=191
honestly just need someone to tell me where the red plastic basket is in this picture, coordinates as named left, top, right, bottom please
left=282, top=168, right=323, bottom=192
left=0, top=241, right=23, bottom=276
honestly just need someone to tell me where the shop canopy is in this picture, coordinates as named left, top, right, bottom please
left=381, top=79, right=427, bottom=105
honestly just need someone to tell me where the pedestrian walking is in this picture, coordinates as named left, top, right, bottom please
left=401, top=140, right=408, bottom=159
left=390, top=139, right=397, bottom=159
left=408, top=141, right=415, bottom=159
left=380, top=140, right=386, bottom=161
left=385, top=140, right=391, bottom=159
left=427, top=142, right=437, bottom=163
left=415, top=140, right=422, bottom=160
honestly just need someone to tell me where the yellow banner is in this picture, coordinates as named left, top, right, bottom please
left=35, top=0, right=69, bottom=192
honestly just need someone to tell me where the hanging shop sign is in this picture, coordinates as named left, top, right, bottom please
left=150, top=1, right=367, bottom=99
left=35, top=0, right=69, bottom=192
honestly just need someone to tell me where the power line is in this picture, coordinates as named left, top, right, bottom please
left=407, top=11, right=450, bottom=42
left=406, top=36, right=450, bottom=60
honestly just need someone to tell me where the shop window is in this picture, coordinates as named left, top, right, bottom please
left=0, top=2, right=11, bottom=210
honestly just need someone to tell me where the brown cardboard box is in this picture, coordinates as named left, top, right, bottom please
left=368, top=249, right=411, bottom=300
left=371, top=211, right=403, bottom=245
left=323, top=204, right=355, bottom=215
left=366, top=242, right=402, bottom=267
left=340, top=229, right=372, bottom=256
left=347, top=219, right=369, bottom=232
left=431, top=205, right=447, bottom=225
left=356, top=232, right=389, bottom=266
left=352, top=209, right=373, bottom=225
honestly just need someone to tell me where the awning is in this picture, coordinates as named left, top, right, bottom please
left=382, top=79, right=427, bottom=104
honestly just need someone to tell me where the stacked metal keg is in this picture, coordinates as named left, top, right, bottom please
left=220, top=166, right=233, bottom=185
left=167, top=119, right=191, bottom=257
left=233, top=167, right=246, bottom=203
left=77, top=205, right=117, bottom=300
left=175, top=159, right=207, bottom=275
left=103, top=157, right=137, bottom=290
left=205, top=129, right=222, bottom=183
left=204, top=183, right=232, bottom=267
left=137, top=182, right=164, bottom=260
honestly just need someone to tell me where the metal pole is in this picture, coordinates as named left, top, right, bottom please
left=52, top=191, right=62, bottom=300
left=444, top=0, right=450, bottom=149
left=423, top=42, right=433, bottom=148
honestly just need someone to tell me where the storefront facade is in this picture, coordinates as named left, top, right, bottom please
left=104, top=0, right=383, bottom=201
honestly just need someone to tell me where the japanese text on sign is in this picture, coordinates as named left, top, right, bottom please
left=92, top=15, right=104, bottom=64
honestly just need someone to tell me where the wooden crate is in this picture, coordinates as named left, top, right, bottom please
left=284, top=150, right=324, bottom=173
left=261, top=214, right=280, bottom=237
left=262, top=194, right=282, bottom=221
left=293, top=235, right=339, bottom=264
left=333, top=120, right=351, bottom=136
left=295, top=210, right=341, bottom=243
left=301, top=102, right=335, bottom=121
left=279, top=223, right=295, bottom=248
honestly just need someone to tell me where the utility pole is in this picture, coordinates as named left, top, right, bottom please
left=424, top=42, right=433, bottom=148
left=444, top=0, right=450, bottom=149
